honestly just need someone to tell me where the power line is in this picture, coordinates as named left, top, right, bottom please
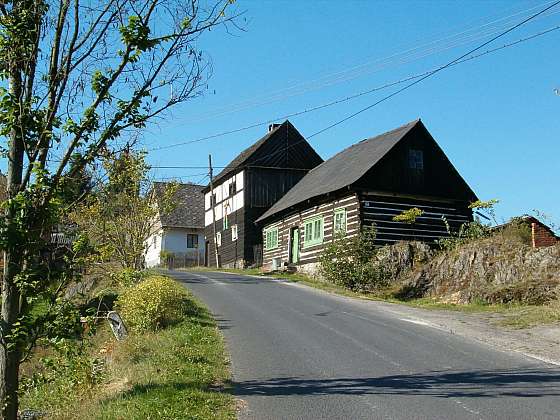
left=306, top=0, right=560, bottom=140
left=175, top=1, right=560, bottom=125
left=148, top=23, right=560, bottom=153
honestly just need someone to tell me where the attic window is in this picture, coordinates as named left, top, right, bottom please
left=229, top=181, right=237, bottom=196
left=409, top=149, right=424, bottom=170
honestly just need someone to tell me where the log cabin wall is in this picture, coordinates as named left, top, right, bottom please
left=262, top=193, right=360, bottom=271
left=358, top=193, right=472, bottom=245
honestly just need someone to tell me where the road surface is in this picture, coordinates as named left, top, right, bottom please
left=167, top=270, right=560, bottom=420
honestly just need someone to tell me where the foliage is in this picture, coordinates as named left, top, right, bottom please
left=392, top=207, right=423, bottom=224
left=20, top=289, right=234, bottom=420
left=71, top=151, right=179, bottom=270
left=117, top=275, right=189, bottom=331
left=21, top=338, right=104, bottom=396
left=436, top=198, right=500, bottom=251
left=109, top=268, right=148, bottom=288
left=0, top=1, right=239, bottom=416
left=319, top=226, right=390, bottom=292
left=469, top=198, right=499, bottom=224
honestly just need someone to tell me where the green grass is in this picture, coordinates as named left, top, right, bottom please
left=20, top=285, right=235, bottom=420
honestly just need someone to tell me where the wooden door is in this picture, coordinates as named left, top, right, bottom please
left=290, top=227, right=300, bottom=264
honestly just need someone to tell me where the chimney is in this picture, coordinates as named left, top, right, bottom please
left=268, top=123, right=281, bottom=132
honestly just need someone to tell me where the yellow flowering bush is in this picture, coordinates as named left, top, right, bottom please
left=117, top=275, right=188, bottom=331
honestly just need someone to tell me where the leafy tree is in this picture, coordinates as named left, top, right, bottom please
left=71, top=151, right=178, bottom=270
left=0, top=1, right=238, bottom=417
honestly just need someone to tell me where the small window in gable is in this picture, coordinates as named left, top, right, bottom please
left=409, top=149, right=424, bottom=170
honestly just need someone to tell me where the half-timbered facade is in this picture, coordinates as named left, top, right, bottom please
left=257, top=119, right=478, bottom=273
left=203, top=120, right=323, bottom=268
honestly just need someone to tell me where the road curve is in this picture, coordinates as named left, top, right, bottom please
left=166, top=270, right=560, bottom=420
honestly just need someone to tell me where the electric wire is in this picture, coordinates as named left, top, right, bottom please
left=148, top=23, right=560, bottom=153
left=306, top=0, right=560, bottom=139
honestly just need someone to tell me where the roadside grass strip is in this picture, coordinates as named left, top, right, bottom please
left=20, top=282, right=235, bottom=420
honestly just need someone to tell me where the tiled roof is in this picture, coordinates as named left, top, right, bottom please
left=153, top=182, right=205, bottom=228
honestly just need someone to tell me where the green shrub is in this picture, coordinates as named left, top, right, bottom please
left=110, top=268, right=147, bottom=288
left=319, top=226, right=390, bottom=292
left=117, top=275, right=188, bottom=331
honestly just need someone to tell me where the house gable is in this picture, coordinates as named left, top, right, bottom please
left=354, top=121, right=476, bottom=202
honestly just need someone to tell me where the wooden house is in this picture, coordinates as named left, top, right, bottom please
left=203, top=120, right=323, bottom=268
left=256, top=119, right=478, bottom=273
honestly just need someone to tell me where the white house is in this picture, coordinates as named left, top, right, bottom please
left=145, top=182, right=205, bottom=268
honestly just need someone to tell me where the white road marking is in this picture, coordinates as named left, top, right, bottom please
left=399, top=317, right=449, bottom=332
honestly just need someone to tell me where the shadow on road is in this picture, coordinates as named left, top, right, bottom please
left=233, top=368, right=560, bottom=398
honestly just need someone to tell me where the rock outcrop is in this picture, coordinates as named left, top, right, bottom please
left=398, top=238, right=560, bottom=304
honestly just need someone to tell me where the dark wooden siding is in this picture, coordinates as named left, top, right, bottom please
left=205, top=206, right=245, bottom=268
left=359, top=193, right=472, bottom=245
left=354, top=122, right=476, bottom=202
left=262, top=194, right=360, bottom=269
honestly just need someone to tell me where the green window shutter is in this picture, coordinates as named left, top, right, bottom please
left=303, top=216, right=324, bottom=248
left=265, top=227, right=279, bottom=250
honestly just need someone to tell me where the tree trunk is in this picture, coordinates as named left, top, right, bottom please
left=0, top=260, right=23, bottom=420
left=1, top=16, right=25, bottom=416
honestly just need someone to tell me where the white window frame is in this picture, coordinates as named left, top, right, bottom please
left=216, top=232, right=222, bottom=247
left=231, top=224, right=238, bottom=241
left=334, top=208, right=347, bottom=235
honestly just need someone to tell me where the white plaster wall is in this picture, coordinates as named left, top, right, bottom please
left=145, top=232, right=162, bottom=268
left=204, top=170, right=244, bottom=227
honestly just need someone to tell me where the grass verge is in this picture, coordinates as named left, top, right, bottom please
left=20, top=283, right=234, bottom=420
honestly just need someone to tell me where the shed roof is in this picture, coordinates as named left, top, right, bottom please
left=153, top=182, right=205, bottom=228
left=256, top=119, right=421, bottom=223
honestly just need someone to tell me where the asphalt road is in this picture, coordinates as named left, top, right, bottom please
left=167, top=270, right=560, bottom=420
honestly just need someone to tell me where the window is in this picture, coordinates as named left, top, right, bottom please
left=264, top=227, right=279, bottom=250
left=303, top=216, right=324, bottom=248
left=229, top=181, right=237, bottom=196
left=216, top=232, right=222, bottom=247
left=409, top=149, right=424, bottom=170
left=231, top=225, right=238, bottom=241
left=334, top=208, right=347, bottom=235
left=223, top=213, right=229, bottom=230
left=187, top=234, right=198, bottom=249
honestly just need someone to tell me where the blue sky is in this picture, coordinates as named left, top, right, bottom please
left=145, top=0, right=560, bottom=229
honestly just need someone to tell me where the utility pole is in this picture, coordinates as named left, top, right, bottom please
left=209, top=154, right=220, bottom=268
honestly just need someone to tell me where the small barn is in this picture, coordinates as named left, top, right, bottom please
left=203, top=120, right=323, bottom=268
left=256, top=119, right=478, bottom=273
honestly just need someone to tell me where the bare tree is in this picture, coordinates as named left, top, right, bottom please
left=0, top=1, right=240, bottom=417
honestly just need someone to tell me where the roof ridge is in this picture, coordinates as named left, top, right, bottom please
left=305, top=118, right=420, bottom=176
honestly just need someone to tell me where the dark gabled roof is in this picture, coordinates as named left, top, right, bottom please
left=203, top=120, right=322, bottom=192
left=153, top=182, right=204, bottom=228
left=256, top=119, right=421, bottom=223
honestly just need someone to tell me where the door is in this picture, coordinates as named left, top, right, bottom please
left=290, top=227, right=300, bottom=264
